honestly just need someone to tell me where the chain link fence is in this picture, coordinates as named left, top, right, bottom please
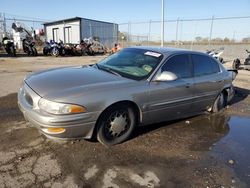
left=118, top=16, right=250, bottom=49
left=1, top=13, right=250, bottom=52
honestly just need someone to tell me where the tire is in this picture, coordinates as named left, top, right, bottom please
left=219, top=57, right=223, bottom=63
left=60, top=48, right=66, bottom=56
left=97, top=104, right=136, bottom=146
left=43, top=48, right=48, bottom=56
left=244, top=58, right=250, bottom=65
left=27, top=46, right=32, bottom=56
left=10, top=46, right=16, bottom=57
left=212, top=92, right=227, bottom=113
left=51, top=48, right=59, bottom=57
left=32, top=47, right=38, bottom=56
left=232, top=59, right=240, bottom=70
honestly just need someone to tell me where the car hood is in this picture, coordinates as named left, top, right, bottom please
left=25, top=65, right=132, bottom=98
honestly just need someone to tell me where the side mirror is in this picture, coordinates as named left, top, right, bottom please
left=154, top=71, right=177, bottom=82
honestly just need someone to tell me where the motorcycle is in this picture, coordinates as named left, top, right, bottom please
left=232, top=49, right=250, bottom=70
left=206, top=47, right=224, bottom=63
left=2, top=37, right=16, bottom=57
left=22, top=39, right=37, bottom=56
left=43, top=40, right=65, bottom=57
left=72, top=40, right=89, bottom=56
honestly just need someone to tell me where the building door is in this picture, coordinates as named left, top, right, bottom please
left=64, top=26, right=71, bottom=44
left=52, top=28, right=59, bottom=42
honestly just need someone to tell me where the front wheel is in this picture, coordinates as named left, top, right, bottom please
left=212, top=92, right=227, bottom=113
left=97, top=105, right=136, bottom=146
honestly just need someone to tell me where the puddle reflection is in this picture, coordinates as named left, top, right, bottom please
left=212, top=116, right=250, bottom=185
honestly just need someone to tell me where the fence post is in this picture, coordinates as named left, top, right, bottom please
left=209, top=15, right=214, bottom=47
left=190, top=21, right=198, bottom=50
left=89, top=22, right=92, bottom=37
left=127, top=22, right=131, bottom=46
left=175, top=17, right=179, bottom=45
left=148, top=20, right=151, bottom=46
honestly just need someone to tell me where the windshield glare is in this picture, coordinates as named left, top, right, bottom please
left=97, top=48, right=163, bottom=80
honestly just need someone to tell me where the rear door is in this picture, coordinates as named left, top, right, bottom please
left=191, top=54, right=225, bottom=112
left=147, top=54, right=195, bottom=123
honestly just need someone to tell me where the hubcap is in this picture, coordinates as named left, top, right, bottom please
left=105, top=110, right=130, bottom=138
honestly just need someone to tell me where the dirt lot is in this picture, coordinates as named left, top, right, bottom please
left=0, top=45, right=250, bottom=188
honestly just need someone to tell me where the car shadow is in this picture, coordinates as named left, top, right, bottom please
left=131, top=116, right=196, bottom=140
left=130, top=86, right=250, bottom=142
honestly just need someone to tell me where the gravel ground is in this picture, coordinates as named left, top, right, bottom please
left=0, top=45, right=250, bottom=188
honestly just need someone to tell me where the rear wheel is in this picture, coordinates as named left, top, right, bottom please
left=97, top=105, right=136, bottom=146
left=212, top=92, right=227, bottom=112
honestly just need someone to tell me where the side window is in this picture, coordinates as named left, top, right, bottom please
left=161, top=54, right=191, bottom=79
left=192, top=54, right=220, bottom=77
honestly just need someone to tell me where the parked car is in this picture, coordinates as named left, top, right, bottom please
left=18, top=47, right=237, bottom=146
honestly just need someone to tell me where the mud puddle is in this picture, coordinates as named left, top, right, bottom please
left=211, top=116, right=250, bottom=185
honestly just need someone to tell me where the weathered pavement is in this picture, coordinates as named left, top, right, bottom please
left=0, top=54, right=250, bottom=187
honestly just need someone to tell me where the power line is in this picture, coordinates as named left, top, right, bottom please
left=3, top=12, right=51, bottom=22
left=119, top=15, right=250, bottom=25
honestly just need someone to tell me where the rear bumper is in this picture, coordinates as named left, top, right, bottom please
left=18, top=83, right=100, bottom=139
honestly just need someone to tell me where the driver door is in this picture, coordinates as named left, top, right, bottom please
left=146, top=54, right=195, bottom=123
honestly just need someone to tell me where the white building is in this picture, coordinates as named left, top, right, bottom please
left=44, top=17, right=118, bottom=47
left=12, top=29, right=26, bottom=49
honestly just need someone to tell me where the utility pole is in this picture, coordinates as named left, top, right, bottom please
left=161, top=0, right=164, bottom=47
left=209, top=15, right=214, bottom=46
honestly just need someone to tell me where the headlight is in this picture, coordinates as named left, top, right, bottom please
left=38, top=98, right=86, bottom=115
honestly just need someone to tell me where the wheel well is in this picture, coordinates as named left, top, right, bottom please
left=222, top=88, right=229, bottom=98
left=92, top=101, right=141, bottom=138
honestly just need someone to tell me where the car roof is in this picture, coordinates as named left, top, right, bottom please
left=127, top=46, right=206, bottom=56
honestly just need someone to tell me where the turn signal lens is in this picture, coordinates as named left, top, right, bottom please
left=70, top=105, right=87, bottom=113
left=47, top=127, right=65, bottom=134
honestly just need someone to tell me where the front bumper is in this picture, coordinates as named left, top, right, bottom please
left=18, top=83, right=99, bottom=139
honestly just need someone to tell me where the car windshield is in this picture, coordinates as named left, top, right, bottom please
left=96, top=48, right=163, bottom=80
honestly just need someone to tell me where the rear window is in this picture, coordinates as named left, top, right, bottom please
left=192, top=54, right=220, bottom=77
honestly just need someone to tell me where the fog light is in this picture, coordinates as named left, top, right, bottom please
left=46, top=127, right=65, bottom=134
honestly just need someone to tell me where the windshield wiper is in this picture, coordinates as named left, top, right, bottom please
left=97, top=65, right=122, bottom=77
